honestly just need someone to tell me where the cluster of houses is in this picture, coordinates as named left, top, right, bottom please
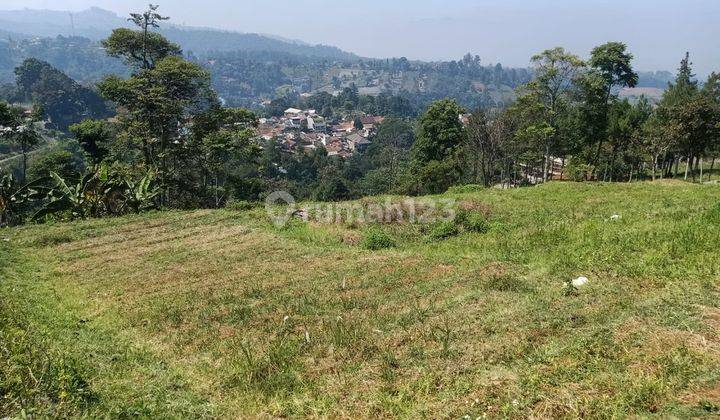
left=257, top=108, right=384, bottom=158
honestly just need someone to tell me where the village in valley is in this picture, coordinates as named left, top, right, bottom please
left=257, top=107, right=384, bottom=158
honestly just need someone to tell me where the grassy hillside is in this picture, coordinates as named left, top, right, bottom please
left=2, top=182, right=720, bottom=418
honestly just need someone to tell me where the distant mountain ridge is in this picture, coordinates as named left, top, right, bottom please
left=0, top=7, right=358, bottom=61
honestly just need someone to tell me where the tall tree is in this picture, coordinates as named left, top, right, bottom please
left=103, top=4, right=180, bottom=70
left=465, top=109, right=502, bottom=186
left=586, top=42, right=638, bottom=169
left=0, top=101, right=42, bottom=181
left=514, top=47, right=584, bottom=182
left=98, top=6, right=216, bottom=205
left=654, top=53, right=719, bottom=180
left=14, top=59, right=110, bottom=131
left=403, top=99, right=466, bottom=194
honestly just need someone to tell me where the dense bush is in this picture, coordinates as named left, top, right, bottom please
left=426, top=220, right=459, bottom=241
left=456, top=210, right=490, bottom=233
left=225, top=199, right=256, bottom=211
left=361, top=227, right=395, bottom=250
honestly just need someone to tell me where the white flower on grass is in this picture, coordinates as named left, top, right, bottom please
left=610, top=214, right=621, bottom=221
left=572, top=276, right=588, bottom=287
left=304, top=330, right=310, bottom=343
left=282, top=315, right=290, bottom=324
left=512, top=399, right=519, bottom=406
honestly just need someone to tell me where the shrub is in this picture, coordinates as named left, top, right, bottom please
left=361, top=227, right=395, bottom=250
left=225, top=199, right=256, bottom=211
left=455, top=210, right=490, bottom=233
left=566, top=161, right=595, bottom=182
left=427, top=220, right=459, bottom=241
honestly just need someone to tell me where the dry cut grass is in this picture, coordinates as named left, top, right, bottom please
left=1, top=181, right=720, bottom=418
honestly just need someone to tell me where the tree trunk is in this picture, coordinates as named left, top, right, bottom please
left=543, top=144, right=550, bottom=183
left=710, top=157, right=716, bottom=181
left=21, top=149, right=27, bottom=182
left=684, top=156, right=690, bottom=180
left=660, top=154, right=667, bottom=179
left=699, top=156, right=703, bottom=183
left=652, top=154, right=657, bottom=181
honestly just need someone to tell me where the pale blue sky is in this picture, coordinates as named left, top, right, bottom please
left=1, top=0, right=718, bottom=75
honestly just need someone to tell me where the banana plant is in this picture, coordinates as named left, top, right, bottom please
left=0, top=173, right=50, bottom=226
left=32, top=171, right=107, bottom=221
left=32, top=166, right=160, bottom=221
left=122, top=170, right=160, bottom=214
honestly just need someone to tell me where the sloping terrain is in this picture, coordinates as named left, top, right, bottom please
left=0, top=7, right=358, bottom=60
left=1, top=182, right=720, bottom=418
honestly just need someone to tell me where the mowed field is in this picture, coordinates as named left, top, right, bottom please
left=2, top=182, right=720, bottom=418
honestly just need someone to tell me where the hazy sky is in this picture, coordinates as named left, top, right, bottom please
left=1, top=0, right=718, bottom=74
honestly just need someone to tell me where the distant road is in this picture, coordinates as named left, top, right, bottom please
left=0, top=133, right=58, bottom=168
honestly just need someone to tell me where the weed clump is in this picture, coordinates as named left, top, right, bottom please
left=455, top=210, right=490, bottom=233
left=225, top=200, right=256, bottom=211
left=361, top=227, right=395, bottom=250
left=0, top=311, right=95, bottom=417
left=426, top=220, right=459, bottom=241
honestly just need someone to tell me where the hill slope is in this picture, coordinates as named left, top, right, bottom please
left=2, top=182, right=720, bottom=417
left=0, top=7, right=358, bottom=61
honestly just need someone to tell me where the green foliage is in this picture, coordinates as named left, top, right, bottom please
left=33, top=166, right=159, bottom=221
left=27, top=147, right=84, bottom=183
left=0, top=309, right=94, bottom=417
left=353, top=116, right=364, bottom=130
left=400, top=99, right=467, bottom=195
left=225, top=199, right=256, bottom=211
left=14, top=58, right=110, bottom=131
left=0, top=173, right=49, bottom=226
left=566, top=160, right=595, bottom=181
left=361, top=227, right=396, bottom=250
left=426, top=220, right=459, bottom=241
left=103, top=4, right=179, bottom=71
left=455, top=210, right=490, bottom=233
left=312, top=166, right=351, bottom=202
left=0, top=100, right=43, bottom=181
left=69, top=119, right=113, bottom=164
left=103, top=28, right=181, bottom=70
left=400, top=158, right=462, bottom=196
left=588, top=42, right=639, bottom=93
left=411, top=99, right=466, bottom=163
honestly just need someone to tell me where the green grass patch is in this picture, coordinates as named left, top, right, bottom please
left=2, top=182, right=720, bottom=417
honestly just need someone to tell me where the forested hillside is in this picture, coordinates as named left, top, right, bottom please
left=0, top=7, right=357, bottom=59
left=0, top=6, right=681, bottom=115
left=0, top=34, right=529, bottom=111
